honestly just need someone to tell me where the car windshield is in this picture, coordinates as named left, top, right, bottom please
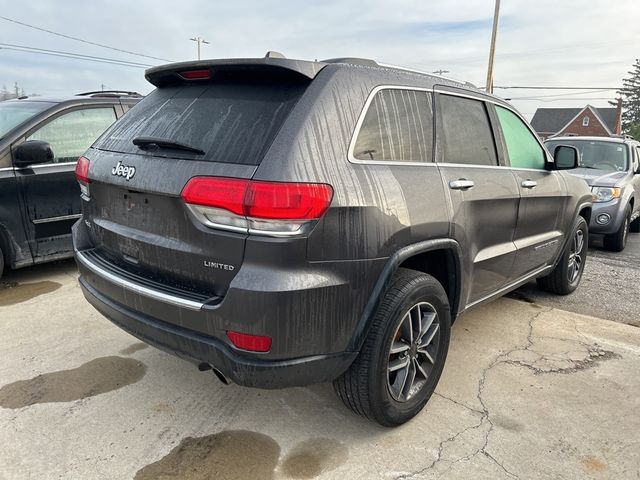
left=0, top=101, right=54, bottom=140
left=545, top=139, right=628, bottom=171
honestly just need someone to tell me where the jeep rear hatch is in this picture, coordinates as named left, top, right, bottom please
left=82, top=59, right=320, bottom=300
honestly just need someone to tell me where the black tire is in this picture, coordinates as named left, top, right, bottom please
left=603, top=208, right=630, bottom=252
left=333, top=268, right=451, bottom=427
left=630, top=214, right=640, bottom=233
left=0, top=244, right=4, bottom=280
left=537, top=216, right=588, bottom=295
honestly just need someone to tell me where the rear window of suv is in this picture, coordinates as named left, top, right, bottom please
left=94, top=80, right=306, bottom=165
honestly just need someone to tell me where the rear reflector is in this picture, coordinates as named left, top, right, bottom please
left=178, top=69, right=211, bottom=80
left=181, top=177, right=333, bottom=221
left=226, top=330, right=272, bottom=352
left=75, top=156, right=91, bottom=183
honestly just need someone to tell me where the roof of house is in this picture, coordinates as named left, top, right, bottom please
left=530, top=106, right=617, bottom=134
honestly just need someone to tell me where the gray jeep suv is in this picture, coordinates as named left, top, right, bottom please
left=73, top=54, right=592, bottom=426
left=545, top=136, right=640, bottom=251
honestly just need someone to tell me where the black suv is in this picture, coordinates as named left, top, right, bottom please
left=73, top=55, right=592, bottom=426
left=0, top=91, right=141, bottom=277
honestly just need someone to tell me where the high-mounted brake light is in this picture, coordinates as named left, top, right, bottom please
left=75, top=156, right=91, bottom=184
left=178, top=69, right=211, bottom=80
left=226, top=330, right=272, bottom=352
left=181, top=177, right=333, bottom=236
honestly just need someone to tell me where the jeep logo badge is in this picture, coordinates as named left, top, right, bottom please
left=111, top=161, right=136, bottom=181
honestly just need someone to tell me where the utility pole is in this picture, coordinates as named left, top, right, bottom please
left=189, top=36, right=210, bottom=60
left=485, top=0, right=501, bottom=94
left=432, top=69, right=450, bottom=75
left=14, top=81, right=19, bottom=97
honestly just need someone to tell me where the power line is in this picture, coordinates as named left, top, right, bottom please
left=493, top=86, right=619, bottom=90
left=507, top=89, right=614, bottom=100
left=509, top=97, right=614, bottom=102
left=0, top=14, right=172, bottom=63
left=0, top=43, right=151, bottom=68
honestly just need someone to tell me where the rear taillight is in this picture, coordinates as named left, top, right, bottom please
left=181, top=177, right=333, bottom=236
left=226, top=330, right=272, bottom=352
left=75, top=156, right=91, bottom=199
left=75, top=156, right=91, bottom=184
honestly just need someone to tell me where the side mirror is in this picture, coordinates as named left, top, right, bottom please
left=13, top=140, right=54, bottom=168
left=549, top=145, right=579, bottom=170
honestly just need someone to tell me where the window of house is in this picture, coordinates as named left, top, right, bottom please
left=436, top=94, right=497, bottom=166
left=582, top=116, right=590, bottom=127
left=352, top=89, right=433, bottom=163
left=27, top=107, right=117, bottom=164
left=495, top=106, right=546, bottom=170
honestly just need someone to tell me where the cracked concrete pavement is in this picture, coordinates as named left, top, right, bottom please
left=1, top=261, right=639, bottom=479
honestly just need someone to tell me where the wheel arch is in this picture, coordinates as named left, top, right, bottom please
left=348, top=239, right=463, bottom=353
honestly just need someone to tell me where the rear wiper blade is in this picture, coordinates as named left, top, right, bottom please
left=132, top=136, right=205, bottom=155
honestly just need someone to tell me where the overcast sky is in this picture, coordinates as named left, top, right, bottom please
left=1, top=0, right=638, bottom=119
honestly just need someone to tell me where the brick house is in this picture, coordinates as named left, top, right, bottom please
left=530, top=104, right=622, bottom=140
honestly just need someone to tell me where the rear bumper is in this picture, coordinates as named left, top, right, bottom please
left=79, top=278, right=357, bottom=388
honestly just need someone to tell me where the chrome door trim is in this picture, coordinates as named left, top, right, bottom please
left=32, top=213, right=82, bottom=224
left=465, top=264, right=552, bottom=310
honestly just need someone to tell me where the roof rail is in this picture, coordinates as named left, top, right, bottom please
left=322, top=57, right=379, bottom=67
left=76, top=90, right=143, bottom=98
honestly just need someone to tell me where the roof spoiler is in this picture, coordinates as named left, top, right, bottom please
left=145, top=53, right=328, bottom=87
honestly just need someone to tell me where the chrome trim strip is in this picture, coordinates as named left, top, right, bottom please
left=32, top=213, right=81, bottom=224
left=465, top=265, right=552, bottom=309
left=346, top=84, right=552, bottom=168
left=75, top=250, right=204, bottom=311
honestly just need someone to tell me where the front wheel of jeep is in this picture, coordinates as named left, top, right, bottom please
left=536, top=216, right=588, bottom=295
left=333, top=268, right=451, bottom=427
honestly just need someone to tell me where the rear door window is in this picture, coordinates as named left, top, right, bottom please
left=95, top=81, right=306, bottom=165
left=26, top=107, right=117, bottom=164
left=436, top=94, right=498, bottom=166
left=352, top=88, right=433, bottom=163
left=495, top=106, right=546, bottom=169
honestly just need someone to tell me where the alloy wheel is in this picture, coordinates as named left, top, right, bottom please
left=567, top=228, right=585, bottom=283
left=387, top=302, right=440, bottom=402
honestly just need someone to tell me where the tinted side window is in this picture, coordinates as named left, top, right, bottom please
left=27, top=108, right=116, bottom=164
left=353, top=89, right=433, bottom=163
left=437, top=94, right=497, bottom=166
left=496, top=106, right=546, bottom=169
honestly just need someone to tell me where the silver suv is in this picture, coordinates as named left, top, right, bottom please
left=545, top=136, right=640, bottom=251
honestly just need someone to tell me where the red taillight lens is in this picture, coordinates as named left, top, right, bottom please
left=245, top=181, right=334, bottom=220
left=75, top=156, right=91, bottom=183
left=178, top=69, right=211, bottom=80
left=181, top=177, right=248, bottom=216
left=226, top=330, right=272, bottom=352
left=181, top=177, right=333, bottom=220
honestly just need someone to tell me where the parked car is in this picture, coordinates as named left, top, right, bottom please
left=545, top=136, right=640, bottom=251
left=73, top=55, right=592, bottom=426
left=0, top=91, right=142, bottom=278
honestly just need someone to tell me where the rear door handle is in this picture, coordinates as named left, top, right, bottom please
left=521, top=180, right=538, bottom=189
left=449, top=179, right=475, bottom=190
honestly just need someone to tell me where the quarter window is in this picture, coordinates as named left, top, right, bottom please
left=436, top=94, right=497, bottom=166
left=26, top=107, right=117, bottom=164
left=495, top=106, right=546, bottom=170
left=353, top=89, right=433, bottom=163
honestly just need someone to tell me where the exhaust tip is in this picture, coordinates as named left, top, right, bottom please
left=211, top=366, right=231, bottom=385
left=198, top=362, right=212, bottom=372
